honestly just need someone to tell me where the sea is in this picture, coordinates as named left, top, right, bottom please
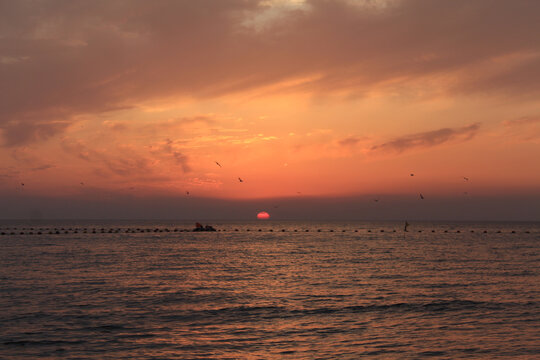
left=0, top=220, right=539, bottom=359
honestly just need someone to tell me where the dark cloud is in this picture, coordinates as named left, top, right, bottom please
left=162, top=139, right=191, bottom=173
left=1, top=120, right=70, bottom=147
left=370, top=123, right=480, bottom=155
left=1, top=0, right=540, bottom=145
left=31, top=164, right=55, bottom=171
left=338, top=135, right=367, bottom=147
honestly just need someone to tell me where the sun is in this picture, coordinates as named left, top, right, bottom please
left=257, top=211, right=270, bottom=219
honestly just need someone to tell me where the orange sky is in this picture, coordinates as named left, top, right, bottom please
left=1, top=0, right=540, bottom=218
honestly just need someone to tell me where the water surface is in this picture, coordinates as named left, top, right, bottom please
left=1, top=221, right=539, bottom=358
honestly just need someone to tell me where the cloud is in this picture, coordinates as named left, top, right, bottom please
left=502, top=115, right=540, bottom=142
left=1, top=0, right=540, bottom=145
left=31, top=164, right=55, bottom=171
left=369, top=123, right=480, bottom=155
left=504, top=116, right=540, bottom=127
left=338, top=135, right=369, bottom=147
left=1, top=120, right=70, bottom=147
left=158, top=139, right=191, bottom=173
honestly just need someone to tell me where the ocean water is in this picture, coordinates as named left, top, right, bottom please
left=0, top=220, right=539, bottom=359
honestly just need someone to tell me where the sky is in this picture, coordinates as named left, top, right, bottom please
left=1, top=0, right=539, bottom=220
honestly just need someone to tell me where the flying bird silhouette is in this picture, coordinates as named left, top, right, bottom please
left=186, top=191, right=190, bottom=195
left=463, top=177, right=469, bottom=181
left=410, top=173, right=415, bottom=177
left=215, top=161, right=222, bottom=168
left=419, top=193, right=424, bottom=200
left=21, top=183, right=24, bottom=186
left=238, top=177, right=243, bottom=183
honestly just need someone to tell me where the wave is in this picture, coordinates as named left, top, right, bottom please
left=157, top=299, right=539, bottom=324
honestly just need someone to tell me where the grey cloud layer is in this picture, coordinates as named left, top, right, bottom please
left=1, top=0, right=540, bottom=145
left=370, top=123, right=480, bottom=154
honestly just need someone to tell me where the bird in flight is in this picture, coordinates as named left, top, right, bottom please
left=238, top=177, right=243, bottom=183
left=374, top=198, right=379, bottom=202
left=463, top=177, right=469, bottom=181
left=410, top=173, right=415, bottom=177
left=80, top=182, right=84, bottom=185
left=215, top=161, right=222, bottom=168
left=186, top=191, right=190, bottom=195
left=419, top=193, right=424, bottom=200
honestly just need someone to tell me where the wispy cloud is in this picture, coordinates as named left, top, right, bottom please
left=31, top=164, right=55, bottom=172
left=369, top=123, right=480, bottom=155
left=503, top=116, right=540, bottom=127
left=158, top=139, right=191, bottom=173
left=338, top=135, right=369, bottom=148
left=502, top=115, right=540, bottom=142
left=1, top=121, right=70, bottom=147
